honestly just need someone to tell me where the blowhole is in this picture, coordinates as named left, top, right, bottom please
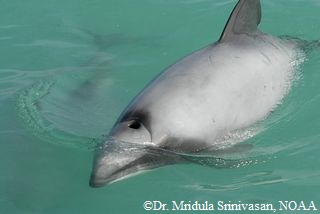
left=128, top=120, right=141, bottom=129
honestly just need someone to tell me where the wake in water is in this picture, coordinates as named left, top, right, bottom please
left=92, top=131, right=273, bottom=181
left=185, top=170, right=286, bottom=192
left=15, top=27, right=152, bottom=150
left=17, top=80, right=98, bottom=150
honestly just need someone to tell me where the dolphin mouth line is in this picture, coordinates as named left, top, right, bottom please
left=89, top=144, right=189, bottom=187
left=90, top=168, right=154, bottom=187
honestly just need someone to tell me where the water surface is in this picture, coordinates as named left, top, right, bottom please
left=1, top=0, right=320, bottom=213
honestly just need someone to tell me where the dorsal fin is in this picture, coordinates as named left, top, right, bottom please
left=219, top=0, right=261, bottom=42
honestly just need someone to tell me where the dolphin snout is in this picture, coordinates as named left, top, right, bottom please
left=89, top=138, right=183, bottom=187
left=89, top=173, right=107, bottom=188
left=89, top=142, right=147, bottom=187
left=89, top=162, right=123, bottom=187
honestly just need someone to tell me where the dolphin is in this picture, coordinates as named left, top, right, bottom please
left=89, top=0, right=304, bottom=187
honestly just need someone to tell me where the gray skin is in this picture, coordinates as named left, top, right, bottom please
left=90, top=0, right=303, bottom=187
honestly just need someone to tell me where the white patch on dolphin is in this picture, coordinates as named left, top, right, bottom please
left=90, top=0, right=305, bottom=187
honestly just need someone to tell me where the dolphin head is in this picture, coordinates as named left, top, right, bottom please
left=89, top=139, right=182, bottom=187
left=89, top=138, right=149, bottom=187
left=89, top=110, right=182, bottom=187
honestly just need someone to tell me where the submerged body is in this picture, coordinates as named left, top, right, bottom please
left=90, top=0, right=304, bottom=187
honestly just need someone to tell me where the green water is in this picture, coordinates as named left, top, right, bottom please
left=1, top=0, right=320, bottom=213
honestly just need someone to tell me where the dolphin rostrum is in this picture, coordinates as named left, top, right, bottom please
left=90, top=0, right=304, bottom=187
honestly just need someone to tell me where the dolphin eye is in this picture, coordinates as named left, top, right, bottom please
left=128, top=120, right=141, bottom=129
